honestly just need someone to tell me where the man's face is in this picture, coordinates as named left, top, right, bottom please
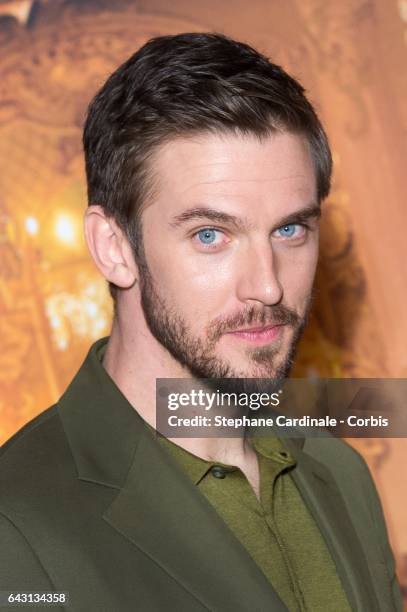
left=133, top=130, right=320, bottom=380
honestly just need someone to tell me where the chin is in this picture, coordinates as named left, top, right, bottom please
left=223, top=361, right=284, bottom=380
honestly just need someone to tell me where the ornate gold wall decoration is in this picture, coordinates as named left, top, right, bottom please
left=0, top=0, right=203, bottom=441
left=0, top=0, right=405, bottom=599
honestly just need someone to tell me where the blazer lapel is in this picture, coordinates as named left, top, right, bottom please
left=103, top=426, right=288, bottom=612
left=284, top=437, right=380, bottom=612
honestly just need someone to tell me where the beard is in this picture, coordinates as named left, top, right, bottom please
left=135, top=242, right=313, bottom=393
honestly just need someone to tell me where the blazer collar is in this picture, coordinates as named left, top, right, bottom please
left=57, top=337, right=378, bottom=611
left=58, top=336, right=143, bottom=489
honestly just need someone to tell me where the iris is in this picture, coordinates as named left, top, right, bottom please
left=277, top=224, right=297, bottom=238
left=197, top=228, right=218, bottom=244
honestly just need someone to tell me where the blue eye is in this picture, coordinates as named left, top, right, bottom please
left=277, top=224, right=298, bottom=238
left=197, top=228, right=218, bottom=244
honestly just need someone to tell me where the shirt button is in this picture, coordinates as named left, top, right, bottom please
left=211, top=466, right=226, bottom=479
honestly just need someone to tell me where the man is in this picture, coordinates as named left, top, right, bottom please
left=0, top=32, right=402, bottom=611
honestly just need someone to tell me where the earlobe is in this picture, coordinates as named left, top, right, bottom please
left=83, top=205, right=138, bottom=289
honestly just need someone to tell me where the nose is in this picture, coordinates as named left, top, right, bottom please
left=235, top=240, right=283, bottom=306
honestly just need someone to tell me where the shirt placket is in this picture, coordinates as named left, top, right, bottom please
left=259, top=452, right=308, bottom=612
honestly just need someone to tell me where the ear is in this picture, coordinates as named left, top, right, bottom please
left=84, top=205, right=138, bottom=289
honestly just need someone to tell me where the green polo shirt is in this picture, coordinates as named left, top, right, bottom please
left=158, top=433, right=351, bottom=612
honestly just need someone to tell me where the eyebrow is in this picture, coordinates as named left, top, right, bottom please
left=168, top=203, right=321, bottom=232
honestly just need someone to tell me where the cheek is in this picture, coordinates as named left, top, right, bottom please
left=147, top=245, right=235, bottom=311
left=276, top=244, right=319, bottom=299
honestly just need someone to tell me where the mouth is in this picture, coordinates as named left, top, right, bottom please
left=225, top=323, right=285, bottom=345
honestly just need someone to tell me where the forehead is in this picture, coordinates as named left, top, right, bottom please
left=147, top=130, right=317, bottom=219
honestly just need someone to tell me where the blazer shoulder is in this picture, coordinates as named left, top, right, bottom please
left=0, top=404, right=73, bottom=510
left=0, top=403, right=59, bottom=458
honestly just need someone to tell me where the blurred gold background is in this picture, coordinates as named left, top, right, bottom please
left=0, top=0, right=406, bottom=602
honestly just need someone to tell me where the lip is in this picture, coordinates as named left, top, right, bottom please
left=231, top=323, right=279, bottom=333
left=226, top=323, right=284, bottom=345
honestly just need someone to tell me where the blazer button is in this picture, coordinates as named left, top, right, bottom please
left=211, top=466, right=226, bottom=479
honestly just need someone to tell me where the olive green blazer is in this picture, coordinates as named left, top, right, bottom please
left=0, top=338, right=403, bottom=611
